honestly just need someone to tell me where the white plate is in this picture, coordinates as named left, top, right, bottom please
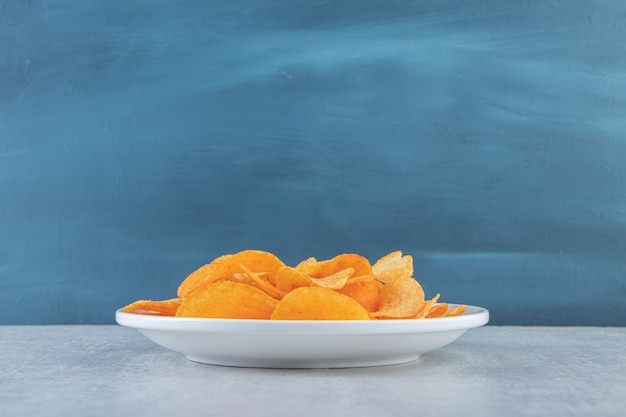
left=115, top=304, right=489, bottom=368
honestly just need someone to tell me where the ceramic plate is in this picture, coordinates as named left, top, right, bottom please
left=115, top=304, right=489, bottom=368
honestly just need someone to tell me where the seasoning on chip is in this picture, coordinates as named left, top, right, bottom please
left=271, top=287, right=371, bottom=320
left=123, top=250, right=467, bottom=320
left=176, top=281, right=278, bottom=320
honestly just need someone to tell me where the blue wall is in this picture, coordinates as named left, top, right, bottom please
left=2, top=0, right=625, bottom=325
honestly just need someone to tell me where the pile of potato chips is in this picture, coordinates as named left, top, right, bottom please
left=122, top=250, right=467, bottom=320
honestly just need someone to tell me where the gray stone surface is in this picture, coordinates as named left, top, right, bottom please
left=1, top=325, right=625, bottom=416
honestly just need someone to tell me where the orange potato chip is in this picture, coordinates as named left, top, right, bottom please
left=319, top=253, right=372, bottom=277
left=238, top=264, right=287, bottom=300
left=426, top=302, right=449, bottom=318
left=372, top=250, right=414, bottom=283
left=276, top=266, right=354, bottom=292
left=177, top=254, right=232, bottom=298
left=370, top=276, right=425, bottom=319
left=275, top=266, right=312, bottom=293
left=176, top=281, right=278, bottom=319
left=336, top=276, right=383, bottom=312
left=122, top=298, right=182, bottom=316
left=234, top=250, right=287, bottom=286
left=271, top=287, right=371, bottom=320
left=446, top=304, right=468, bottom=317
left=177, top=250, right=285, bottom=298
left=412, top=293, right=441, bottom=319
left=308, top=267, right=354, bottom=289
left=294, top=257, right=319, bottom=275
left=304, top=253, right=372, bottom=279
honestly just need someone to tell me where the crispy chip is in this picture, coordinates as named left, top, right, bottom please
left=176, top=281, right=278, bottom=319
left=294, top=257, right=319, bottom=275
left=372, top=251, right=414, bottom=283
left=304, top=253, right=372, bottom=279
left=426, top=302, right=449, bottom=318
left=370, top=276, right=425, bottom=319
left=238, top=264, right=286, bottom=299
left=308, top=267, right=354, bottom=289
left=336, top=276, right=383, bottom=312
left=122, top=298, right=182, bottom=316
left=446, top=304, right=468, bottom=317
left=412, top=293, right=441, bottom=319
left=271, top=287, right=371, bottom=320
left=275, top=266, right=312, bottom=293
left=177, top=254, right=232, bottom=298
left=177, top=250, right=285, bottom=298
left=276, top=266, right=354, bottom=292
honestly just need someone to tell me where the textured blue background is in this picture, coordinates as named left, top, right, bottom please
left=1, top=0, right=625, bottom=325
